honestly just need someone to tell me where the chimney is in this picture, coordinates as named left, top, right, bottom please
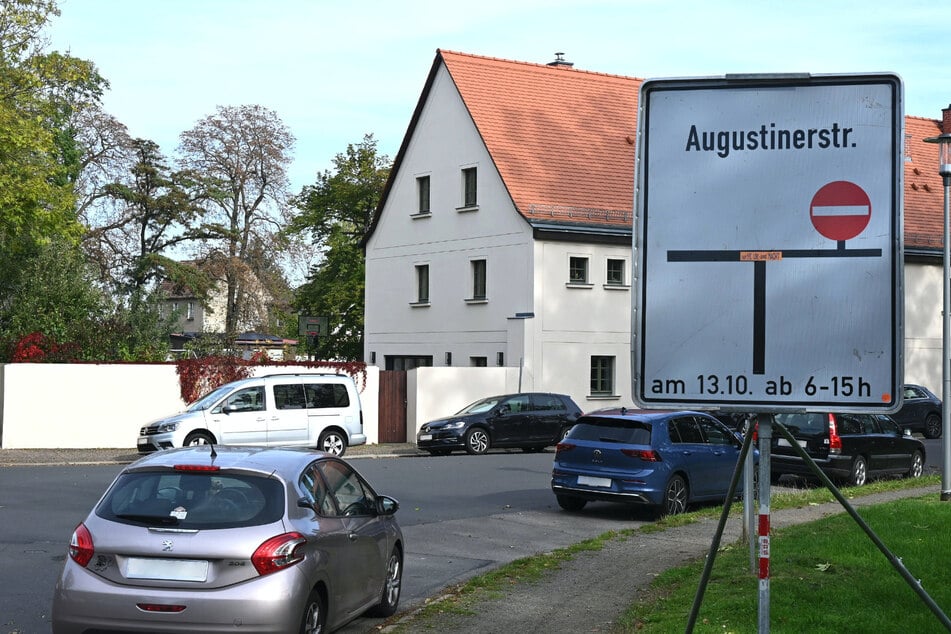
left=547, top=52, right=574, bottom=68
left=943, top=104, right=951, bottom=133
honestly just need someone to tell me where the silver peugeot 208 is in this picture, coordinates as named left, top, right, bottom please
left=52, top=445, right=403, bottom=633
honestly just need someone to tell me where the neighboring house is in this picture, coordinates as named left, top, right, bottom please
left=363, top=49, right=949, bottom=410
left=160, top=261, right=294, bottom=359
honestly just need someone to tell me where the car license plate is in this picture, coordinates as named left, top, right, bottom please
left=777, top=438, right=807, bottom=448
left=419, top=434, right=432, bottom=441
left=577, top=475, right=611, bottom=488
left=124, top=557, right=209, bottom=582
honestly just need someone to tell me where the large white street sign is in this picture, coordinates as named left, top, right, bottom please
left=633, top=74, right=903, bottom=412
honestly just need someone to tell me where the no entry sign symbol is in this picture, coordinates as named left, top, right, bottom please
left=810, top=180, right=872, bottom=241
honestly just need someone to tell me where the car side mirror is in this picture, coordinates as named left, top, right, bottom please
left=903, top=428, right=913, bottom=437
left=377, top=495, right=399, bottom=516
left=222, top=404, right=236, bottom=415
left=297, top=497, right=316, bottom=512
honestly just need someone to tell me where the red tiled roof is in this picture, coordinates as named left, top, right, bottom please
left=440, top=50, right=641, bottom=228
left=904, top=115, right=945, bottom=250
left=373, top=50, right=945, bottom=250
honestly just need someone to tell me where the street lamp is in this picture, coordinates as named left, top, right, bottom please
left=924, top=132, right=951, bottom=501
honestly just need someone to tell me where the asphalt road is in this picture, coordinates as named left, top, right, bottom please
left=1, top=438, right=943, bottom=633
left=1, top=451, right=653, bottom=634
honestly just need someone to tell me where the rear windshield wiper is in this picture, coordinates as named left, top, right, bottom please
left=114, top=513, right=180, bottom=526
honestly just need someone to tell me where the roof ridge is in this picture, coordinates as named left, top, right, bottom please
left=906, top=113, right=940, bottom=124
left=437, top=48, right=643, bottom=83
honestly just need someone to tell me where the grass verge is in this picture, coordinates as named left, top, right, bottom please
left=618, top=484, right=950, bottom=632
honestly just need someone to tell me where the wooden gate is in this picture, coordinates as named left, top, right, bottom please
left=377, top=371, right=407, bottom=443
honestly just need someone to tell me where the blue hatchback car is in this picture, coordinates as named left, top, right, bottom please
left=551, top=408, right=754, bottom=516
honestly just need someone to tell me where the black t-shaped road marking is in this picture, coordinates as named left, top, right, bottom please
left=666, top=241, right=882, bottom=374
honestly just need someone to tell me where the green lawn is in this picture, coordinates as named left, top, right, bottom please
left=618, top=492, right=951, bottom=633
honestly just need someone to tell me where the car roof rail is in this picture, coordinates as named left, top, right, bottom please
left=260, top=372, right=349, bottom=379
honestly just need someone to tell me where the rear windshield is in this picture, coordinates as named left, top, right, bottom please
left=775, top=413, right=828, bottom=434
left=566, top=417, right=651, bottom=445
left=97, top=470, right=285, bottom=529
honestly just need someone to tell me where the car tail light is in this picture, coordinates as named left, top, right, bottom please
left=555, top=442, right=575, bottom=454
left=621, top=449, right=662, bottom=462
left=68, top=523, right=94, bottom=567
left=828, top=414, right=842, bottom=454
left=174, top=464, right=220, bottom=472
left=251, top=532, right=306, bottom=576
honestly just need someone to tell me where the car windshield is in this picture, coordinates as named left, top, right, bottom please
left=567, top=417, right=652, bottom=445
left=97, top=470, right=285, bottom=529
left=457, top=397, right=501, bottom=415
left=186, top=385, right=235, bottom=412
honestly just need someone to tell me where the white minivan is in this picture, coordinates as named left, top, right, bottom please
left=137, top=373, right=366, bottom=456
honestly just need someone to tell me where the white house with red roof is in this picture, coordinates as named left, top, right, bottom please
left=363, top=49, right=950, bottom=410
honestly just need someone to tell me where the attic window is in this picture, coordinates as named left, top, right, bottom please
left=416, top=175, right=431, bottom=215
left=458, top=166, right=478, bottom=210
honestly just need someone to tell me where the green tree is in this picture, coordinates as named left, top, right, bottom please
left=92, top=138, right=213, bottom=293
left=0, top=0, right=106, bottom=266
left=0, top=238, right=105, bottom=359
left=287, top=134, right=390, bottom=361
left=178, top=104, right=295, bottom=336
left=294, top=226, right=365, bottom=360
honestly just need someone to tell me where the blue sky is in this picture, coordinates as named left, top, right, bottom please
left=47, top=0, right=951, bottom=192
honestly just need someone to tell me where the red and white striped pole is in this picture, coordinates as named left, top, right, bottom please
left=757, top=414, right=772, bottom=632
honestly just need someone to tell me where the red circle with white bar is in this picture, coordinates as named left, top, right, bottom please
left=810, top=180, right=871, bottom=241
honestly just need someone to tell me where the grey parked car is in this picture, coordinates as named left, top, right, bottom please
left=52, top=445, right=403, bottom=633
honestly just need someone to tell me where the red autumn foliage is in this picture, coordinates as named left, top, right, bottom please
left=10, top=332, right=79, bottom=363
left=175, top=355, right=368, bottom=404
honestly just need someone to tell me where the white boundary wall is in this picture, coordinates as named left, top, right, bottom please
left=0, top=364, right=380, bottom=449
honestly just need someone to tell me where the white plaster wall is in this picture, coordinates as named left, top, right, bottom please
left=904, top=261, right=941, bottom=393
left=533, top=240, right=634, bottom=412
left=408, top=366, right=519, bottom=434
left=364, top=62, right=534, bottom=369
left=0, top=364, right=380, bottom=449
left=1, top=364, right=185, bottom=449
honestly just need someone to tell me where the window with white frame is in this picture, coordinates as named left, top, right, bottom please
left=414, top=264, right=429, bottom=304
left=462, top=166, right=477, bottom=208
left=471, top=259, right=486, bottom=300
left=416, top=175, right=430, bottom=214
left=606, top=259, right=626, bottom=286
left=569, top=256, right=589, bottom=284
left=590, top=356, right=615, bottom=396
left=186, top=301, right=194, bottom=321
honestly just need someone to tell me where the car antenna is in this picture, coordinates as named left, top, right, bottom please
left=209, top=442, right=217, bottom=460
